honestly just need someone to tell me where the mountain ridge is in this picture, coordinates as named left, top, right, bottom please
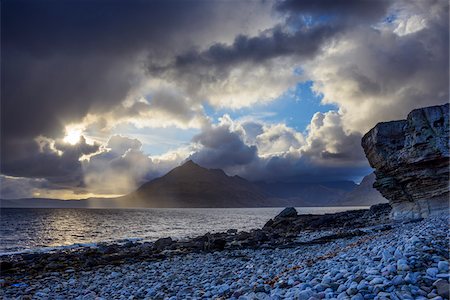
left=0, top=161, right=387, bottom=208
left=116, top=160, right=283, bottom=208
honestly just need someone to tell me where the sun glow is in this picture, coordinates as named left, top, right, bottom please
left=63, top=126, right=83, bottom=145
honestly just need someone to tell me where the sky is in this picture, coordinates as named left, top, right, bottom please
left=1, top=0, right=448, bottom=199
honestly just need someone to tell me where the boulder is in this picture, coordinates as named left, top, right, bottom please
left=154, top=237, right=173, bottom=250
left=275, top=207, right=298, bottom=219
left=362, top=104, right=449, bottom=220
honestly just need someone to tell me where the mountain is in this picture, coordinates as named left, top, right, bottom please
left=257, top=180, right=358, bottom=206
left=339, top=173, right=388, bottom=206
left=114, top=160, right=288, bottom=208
left=0, top=162, right=387, bottom=208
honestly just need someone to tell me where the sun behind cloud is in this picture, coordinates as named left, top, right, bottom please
left=63, top=126, right=83, bottom=145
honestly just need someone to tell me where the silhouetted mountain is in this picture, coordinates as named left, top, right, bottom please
left=339, top=173, right=388, bottom=206
left=256, top=180, right=358, bottom=206
left=115, top=160, right=287, bottom=208
left=1, top=163, right=387, bottom=208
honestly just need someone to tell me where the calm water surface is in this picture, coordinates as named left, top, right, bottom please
left=0, top=207, right=367, bottom=254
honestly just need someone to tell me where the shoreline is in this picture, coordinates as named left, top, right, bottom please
left=1, top=205, right=390, bottom=274
left=1, top=204, right=449, bottom=299
left=0, top=206, right=370, bottom=255
left=0, top=205, right=371, bottom=210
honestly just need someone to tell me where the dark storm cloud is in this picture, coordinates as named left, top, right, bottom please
left=1, top=136, right=99, bottom=186
left=0, top=175, right=67, bottom=199
left=148, top=0, right=392, bottom=73
left=145, top=0, right=392, bottom=107
left=1, top=0, right=267, bottom=179
left=190, top=124, right=258, bottom=169
left=2, top=0, right=227, bottom=140
left=275, top=0, right=391, bottom=22
left=152, top=24, right=342, bottom=74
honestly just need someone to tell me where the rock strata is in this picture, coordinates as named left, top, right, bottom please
left=362, top=104, right=449, bottom=220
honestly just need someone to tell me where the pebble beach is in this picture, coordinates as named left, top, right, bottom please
left=1, top=211, right=448, bottom=300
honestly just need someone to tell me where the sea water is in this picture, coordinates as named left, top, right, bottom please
left=0, top=206, right=367, bottom=254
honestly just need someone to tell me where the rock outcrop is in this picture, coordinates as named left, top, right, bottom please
left=362, top=104, right=449, bottom=220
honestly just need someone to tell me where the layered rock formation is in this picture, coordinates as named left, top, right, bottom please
left=362, top=103, right=449, bottom=220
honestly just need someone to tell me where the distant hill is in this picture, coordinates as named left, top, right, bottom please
left=257, top=180, right=358, bottom=207
left=115, top=160, right=287, bottom=208
left=339, top=173, right=388, bottom=206
left=0, top=162, right=388, bottom=208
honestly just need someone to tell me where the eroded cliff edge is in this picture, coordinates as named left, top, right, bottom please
left=362, top=103, right=449, bottom=220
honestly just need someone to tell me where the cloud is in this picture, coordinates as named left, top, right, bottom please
left=106, top=135, right=142, bottom=155
left=1, top=0, right=447, bottom=196
left=0, top=175, right=50, bottom=199
left=109, top=87, right=208, bottom=129
left=301, top=111, right=366, bottom=164
left=255, top=123, right=305, bottom=157
left=304, top=0, right=449, bottom=134
left=82, top=135, right=184, bottom=194
left=189, top=114, right=369, bottom=182
left=144, top=0, right=393, bottom=110
left=1, top=0, right=275, bottom=177
left=146, top=24, right=342, bottom=109
left=0, top=135, right=99, bottom=186
left=275, top=0, right=391, bottom=24
left=190, top=116, right=258, bottom=169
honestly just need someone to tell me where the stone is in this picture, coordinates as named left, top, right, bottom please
left=438, top=261, right=449, bottom=272
left=394, top=248, right=403, bottom=259
left=337, top=284, right=347, bottom=293
left=362, top=103, right=449, bottom=220
left=255, top=292, right=269, bottom=300
left=369, top=277, right=384, bottom=285
left=154, top=237, right=173, bottom=250
left=275, top=207, right=298, bottom=219
left=351, top=293, right=364, bottom=300
left=391, top=275, right=403, bottom=286
left=382, top=250, right=392, bottom=262
left=397, top=259, right=410, bottom=272
left=404, top=272, right=418, bottom=284
left=314, top=284, right=327, bottom=292
left=427, top=268, right=439, bottom=278
left=357, top=281, right=368, bottom=290
left=298, top=289, right=314, bottom=300
left=433, top=279, right=449, bottom=298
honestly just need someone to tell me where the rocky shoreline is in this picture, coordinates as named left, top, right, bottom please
left=0, top=205, right=390, bottom=277
left=1, top=204, right=449, bottom=299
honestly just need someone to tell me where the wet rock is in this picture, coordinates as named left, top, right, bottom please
left=154, top=237, right=173, bottom=250
left=276, top=207, right=298, bottom=219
